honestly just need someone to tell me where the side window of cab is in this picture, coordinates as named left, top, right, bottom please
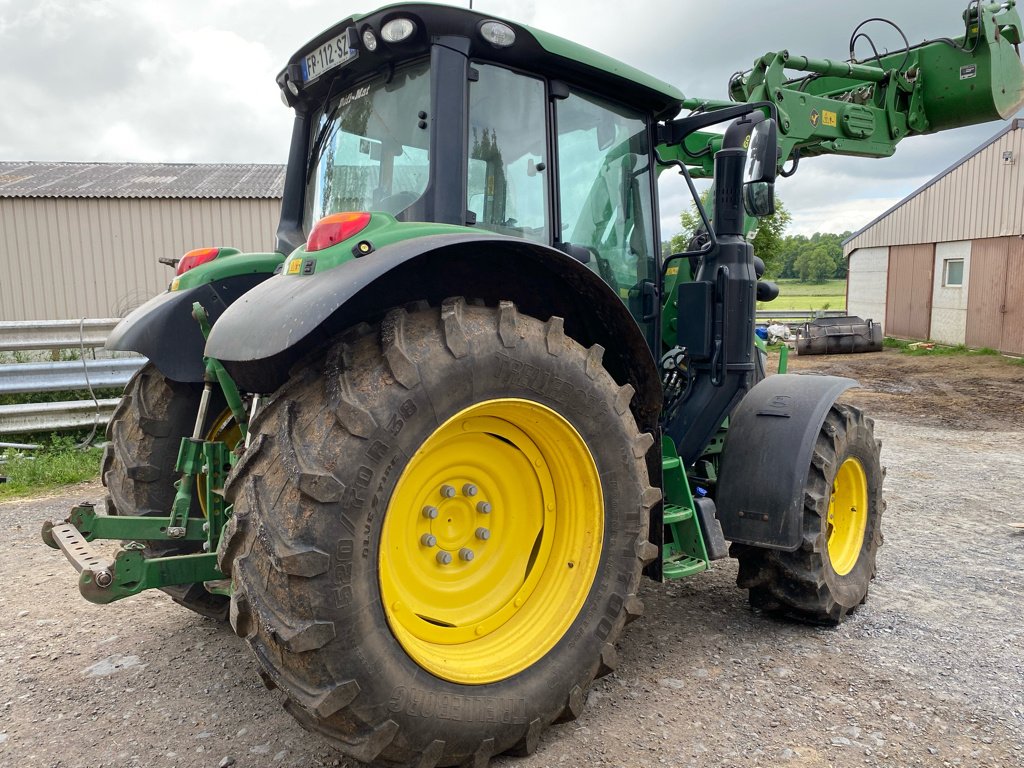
left=556, top=92, right=655, bottom=310
left=466, top=65, right=550, bottom=243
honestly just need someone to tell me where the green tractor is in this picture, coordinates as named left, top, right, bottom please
left=43, top=2, right=1024, bottom=765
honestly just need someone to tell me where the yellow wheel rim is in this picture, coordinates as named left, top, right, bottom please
left=379, top=398, right=603, bottom=685
left=826, top=457, right=868, bottom=576
left=197, top=407, right=242, bottom=517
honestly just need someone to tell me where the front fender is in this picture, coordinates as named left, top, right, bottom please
left=204, top=233, right=662, bottom=433
left=715, top=373, right=858, bottom=551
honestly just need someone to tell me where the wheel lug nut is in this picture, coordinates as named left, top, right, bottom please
left=477, top=501, right=492, bottom=514
left=462, top=483, right=478, bottom=497
left=440, top=484, right=456, bottom=498
left=459, top=548, right=475, bottom=561
left=436, top=551, right=453, bottom=565
left=422, top=505, right=439, bottom=519
left=475, top=527, right=491, bottom=540
left=421, top=534, right=437, bottom=547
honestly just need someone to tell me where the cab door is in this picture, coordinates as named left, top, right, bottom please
left=555, top=90, right=659, bottom=348
left=465, top=65, right=659, bottom=348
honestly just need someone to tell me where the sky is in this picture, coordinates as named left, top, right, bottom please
left=1, top=0, right=1018, bottom=239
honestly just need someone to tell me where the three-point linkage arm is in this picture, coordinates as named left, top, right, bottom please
left=659, top=0, right=1024, bottom=178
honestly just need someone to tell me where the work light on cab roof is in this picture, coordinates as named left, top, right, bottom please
left=381, top=17, right=416, bottom=43
left=479, top=20, right=514, bottom=47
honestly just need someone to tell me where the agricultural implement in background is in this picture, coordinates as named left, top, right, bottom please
left=796, top=315, right=885, bottom=355
left=41, top=2, right=1024, bottom=765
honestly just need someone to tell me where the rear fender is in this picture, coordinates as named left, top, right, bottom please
left=106, top=273, right=271, bottom=383
left=204, top=233, right=662, bottom=434
left=715, top=374, right=858, bottom=550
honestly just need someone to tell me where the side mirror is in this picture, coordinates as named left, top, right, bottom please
left=743, top=119, right=777, bottom=218
left=744, top=181, right=775, bottom=217
left=743, top=119, right=777, bottom=184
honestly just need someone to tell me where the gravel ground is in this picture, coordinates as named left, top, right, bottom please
left=1, top=355, right=1022, bottom=768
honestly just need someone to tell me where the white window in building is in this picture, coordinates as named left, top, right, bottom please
left=943, top=258, right=964, bottom=287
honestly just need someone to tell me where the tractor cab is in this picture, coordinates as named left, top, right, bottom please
left=276, top=3, right=685, bottom=345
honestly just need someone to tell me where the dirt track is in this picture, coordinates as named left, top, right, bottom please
left=1, top=350, right=1022, bottom=768
left=787, top=348, right=1024, bottom=431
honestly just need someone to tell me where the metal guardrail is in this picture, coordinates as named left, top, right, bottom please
left=0, top=399, right=121, bottom=435
left=0, top=358, right=143, bottom=395
left=0, top=319, right=139, bottom=435
left=0, top=318, right=120, bottom=353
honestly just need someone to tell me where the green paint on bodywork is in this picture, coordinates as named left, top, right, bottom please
left=78, top=548, right=222, bottom=605
left=282, top=214, right=479, bottom=274
left=62, top=504, right=207, bottom=543
left=661, top=437, right=710, bottom=579
left=527, top=26, right=684, bottom=111
left=171, top=249, right=285, bottom=292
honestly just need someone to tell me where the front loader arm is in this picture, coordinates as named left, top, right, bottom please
left=661, top=0, right=1024, bottom=179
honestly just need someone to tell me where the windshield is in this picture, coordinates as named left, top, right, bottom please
left=304, top=61, right=431, bottom=230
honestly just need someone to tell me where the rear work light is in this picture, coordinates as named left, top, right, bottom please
left=176, top=247, right=220, bottom=276
left=381, top=18, right=416, bottom=43
left=307, top=212, right=372, bottom=252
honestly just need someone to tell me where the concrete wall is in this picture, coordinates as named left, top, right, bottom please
left=929, top=240, right=971, bottom=345
left=846, top=246, right=889, bottom=330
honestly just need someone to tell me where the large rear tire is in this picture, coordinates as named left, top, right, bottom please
left=102, top=363, right=230, bottom=620
left=219, top=299, right=659, bottom=766
left=732, top=403, right=885, bottom=624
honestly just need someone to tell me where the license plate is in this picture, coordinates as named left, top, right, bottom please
left=302, top=28, right=358, bottom=83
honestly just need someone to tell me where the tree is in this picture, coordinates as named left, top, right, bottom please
left=749, top=198, right=792, bottom=279
left=793, top=243, right=837, bottom=282
left=774, top=230, right=853, bottom=282
left=668, top=189, right=791, bottom=277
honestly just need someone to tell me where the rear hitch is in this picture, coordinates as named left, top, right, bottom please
left=41, top=303, right=247, bottom=606
left=42, top=504, right=222, bottom=605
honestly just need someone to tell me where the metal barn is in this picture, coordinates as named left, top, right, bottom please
left=0, top=162, right=284, bottom=321
left=844, top=119, right=1024, bottom=355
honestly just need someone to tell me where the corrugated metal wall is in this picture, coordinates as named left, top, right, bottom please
left=0, top=197, right=281, bottom=321
left=885, top=244, right=934, bottom=340
left=844, top=125, right=1024, bottom=254
left=966, top=236, right=1024, bottom=354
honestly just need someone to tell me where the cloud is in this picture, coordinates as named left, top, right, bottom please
left=2, top=0, right=1017, bottom=241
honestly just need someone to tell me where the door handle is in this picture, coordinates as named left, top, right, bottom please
left=640, top=279, right=659, bottom=322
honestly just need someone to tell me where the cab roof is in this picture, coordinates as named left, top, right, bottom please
left=279, top=2, right=685, bottom=120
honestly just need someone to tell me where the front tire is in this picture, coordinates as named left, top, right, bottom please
left=219, top=299, right=659, bottom=766
left=732, top=403, right=885, bottom=624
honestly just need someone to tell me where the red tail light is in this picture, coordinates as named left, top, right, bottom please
left=307, top=212, right=372, bottom=252
left=176, top=247, right=220, bottom=276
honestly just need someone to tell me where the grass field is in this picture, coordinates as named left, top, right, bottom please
left=759, top=278, right=846, bottom=311
left=0, top=442, right=101, bottom=499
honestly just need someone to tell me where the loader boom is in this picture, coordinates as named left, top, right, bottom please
left=659, top=0, right=1024, bottom=177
